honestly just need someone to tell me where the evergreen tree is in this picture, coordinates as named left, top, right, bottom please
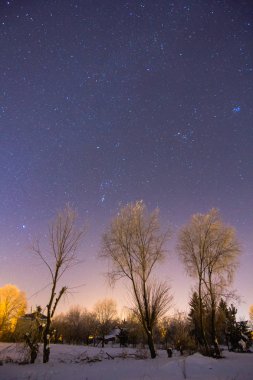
left=188, top=292, right=208, bottom=349
left=225, top=304, right=239, bottom=351
left=222, top=304, right=252, bottom=351
left=216, top=299, right=228, bottom=345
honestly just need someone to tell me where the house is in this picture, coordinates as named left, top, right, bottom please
left=93, top=327, right=128, bottom=347
left=15, top=309, right=47, bottom=338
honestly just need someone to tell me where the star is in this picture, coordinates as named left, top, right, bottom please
left=232, top=105, right=241, bottom=113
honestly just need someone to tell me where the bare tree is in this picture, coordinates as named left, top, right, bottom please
left=177, top=208, right=240, bottom=357
left=93, top=298, right=118, bottom=347
left=52, top=307, right=97, bottom=345
left=101, top=201, right=172, bottom=358
left=160, top=312, right=195, bottom=354
left=64, top=306, right=86, bottom=345
left=32, top=205, right=85, bottom=363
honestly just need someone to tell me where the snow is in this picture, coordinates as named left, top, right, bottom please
left=0, top=343, right=252, bottom=380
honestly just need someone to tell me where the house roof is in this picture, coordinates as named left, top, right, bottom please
left=21, top=312, right=47, bottom=321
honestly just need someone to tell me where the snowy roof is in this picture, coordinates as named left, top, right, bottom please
left=104, top=328, right=121, bottom=340
left=21, top=312, right=47, bottom=321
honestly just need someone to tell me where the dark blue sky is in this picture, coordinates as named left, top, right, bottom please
left=0, top=0, right=252, bottom=317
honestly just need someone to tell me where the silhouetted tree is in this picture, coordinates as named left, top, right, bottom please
left=32, top=205, right=85, bottom=363
left=23, top=306, right=44, bottom=363
left=93, top=299, right=117, bottom=347
left=188, top=291, right=208, bottom=348
left=163, top=312, right=195, bottom=354
left=216, top=298, right=229, bottom=345
left=224, top=304, right=252, bottom=351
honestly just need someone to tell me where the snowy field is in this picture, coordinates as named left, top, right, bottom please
left=0, top=343, right=252, bottom=380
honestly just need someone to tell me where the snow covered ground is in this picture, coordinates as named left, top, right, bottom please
left=0, top=342, right=252, bottom=380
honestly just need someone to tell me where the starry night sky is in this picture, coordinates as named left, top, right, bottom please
left=0, top=1, right=252, bottom=317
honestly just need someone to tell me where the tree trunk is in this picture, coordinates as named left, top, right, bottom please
left=43, top=323, right=51, bottom=363
left=147, top=331, right=156, bottom=359
left=210, top=303, right=221, bottom=358
left=24, top=335, right=38, bottom=364
left=30, top=349, right=37, bottom=364
left=198, top=283, right=209, bottom=355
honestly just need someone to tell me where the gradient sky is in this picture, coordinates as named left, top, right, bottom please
left=0, top=0, right=252, bottom=319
